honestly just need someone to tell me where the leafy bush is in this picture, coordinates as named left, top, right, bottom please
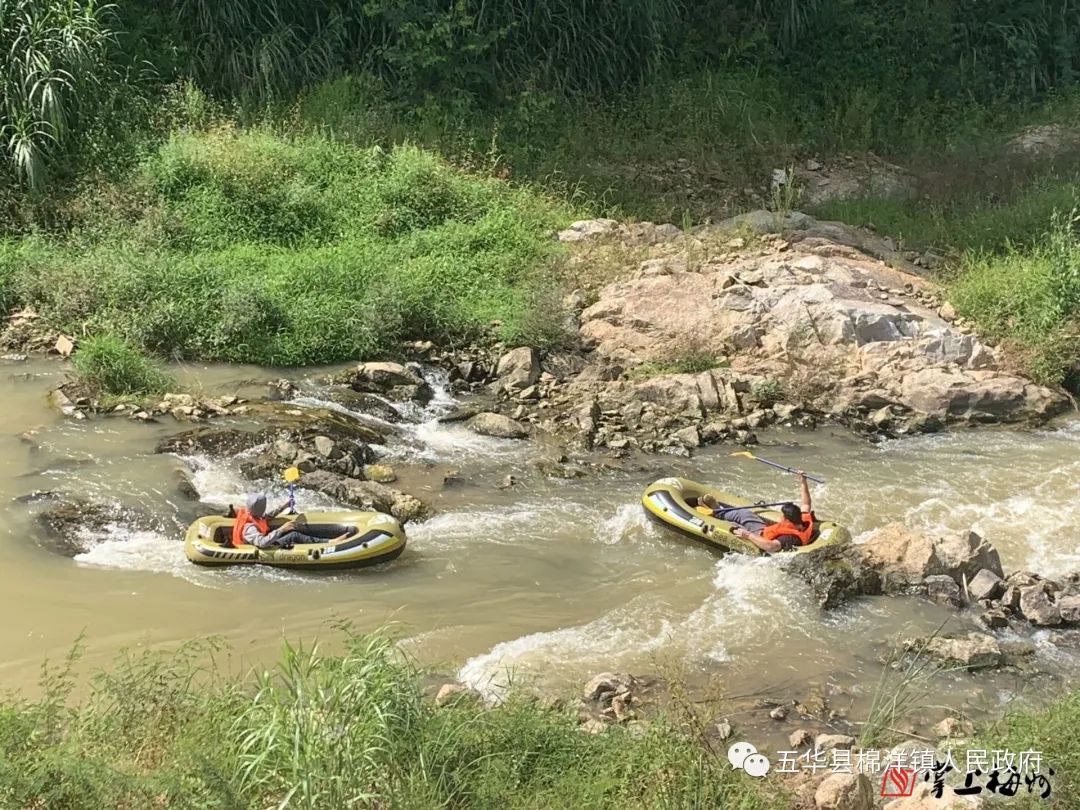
left=70, top=334, right=174, bottom=398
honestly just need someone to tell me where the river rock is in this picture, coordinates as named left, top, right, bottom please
left=780, top=544, right=881, bottom=609
left=1019, top=582, right=1061, bottom=626
left=331, top=361, right=432, bottom=404
left=298, top=470, right=427, bottom=523
left=933, top=716, right=974, bottom=739
left=467, top=412, right=528, bottom=439
left=156, top=427, right=267, bottom=457
left=814, top=733, right=856, bottom=753
left=494, top=347, right=540, bottom=392
left=363, top=464, right=398, bottom=484
left=48, top=388, right=86, bottom=420
left=902, top=632, right=1004, bottom=669
left=313, top=435, right=338, bottom=459
left=1057, top=594, right=1080, bottom=624
left=557, top=218, right=619, bottom=243
left=320, top=389, right=402, bottom=423
left=434, top=683, right=479, bottom=707
left=815, top=773, right=873, bottom=810
left=925, top=574, right=962, bottom=608
left=582, top=672, right=633, bottom=702
left=857, top=525, right=1002, bottom=593
left=967, top=568, right=1004, bottom=601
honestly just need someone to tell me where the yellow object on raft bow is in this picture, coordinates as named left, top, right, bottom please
left=184, top=511, right=406, bottom=570
left=641, top=477, right=850, bottom=556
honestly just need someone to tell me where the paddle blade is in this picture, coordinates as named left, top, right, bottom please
left=729, top=451, right=755, bottom=459
left=283, top=466, right=301, bottom=483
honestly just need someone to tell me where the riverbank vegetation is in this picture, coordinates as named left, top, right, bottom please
left=0, top=632, right=788, bottom=810
left=2, top=0, right=1080, bottom=391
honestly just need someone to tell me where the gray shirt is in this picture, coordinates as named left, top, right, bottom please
left=242, top=503, right=288, bottom=548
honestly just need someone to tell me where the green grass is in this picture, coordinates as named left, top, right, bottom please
left=947, top=213, right=1080, bottom=386
left=0, top=631, right=789, bottom=810
left=979, top=689, right=1080, bottom=809
left=1, top=128, right=577, bottom=366
left=70, top=334, right=174, bottom=399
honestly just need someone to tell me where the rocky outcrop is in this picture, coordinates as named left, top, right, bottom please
left=505, top=212, right=1066, bottom=453
left=856, top=525, right=1002, bottom=593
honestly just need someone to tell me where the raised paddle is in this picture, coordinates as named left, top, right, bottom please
left=729, top=451, right=825, bottom=483
left=283, top=466, right=301, bottom=513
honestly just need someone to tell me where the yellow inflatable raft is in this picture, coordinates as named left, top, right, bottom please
left=641, top=477, right=850, bottom=556
left=184, top=511, right=406, bottom=570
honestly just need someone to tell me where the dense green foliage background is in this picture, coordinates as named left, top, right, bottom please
left=1, top=0, right=1079, bottom=388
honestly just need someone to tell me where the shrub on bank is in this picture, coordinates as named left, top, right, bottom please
left=70, top=334, right=174, bottom=399
left=2, top=131, right=575, bottom=365
left=0, top=632, right=788, bottom=809
left=948, top=212, right=1080, bottom=386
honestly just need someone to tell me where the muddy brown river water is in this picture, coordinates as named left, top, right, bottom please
left=3, top=357, right=1079, bottom=747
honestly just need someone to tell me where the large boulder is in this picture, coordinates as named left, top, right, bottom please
left=815, top=773, right=874, bottom=810
left=466, top=412, right=528, bottom=439
left=857, top=525, right=1002, bottom=593
left=156, top=427, right=266, bottom=457
left=494, top=347, right=541, bottom=393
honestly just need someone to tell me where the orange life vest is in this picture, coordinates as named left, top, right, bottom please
left=761, top=512, right=815, bottom=546
left=231, top=508, right=269, bottom=548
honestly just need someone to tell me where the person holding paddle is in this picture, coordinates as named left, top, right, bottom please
left=231, top=493, right=347, bottom=549
left=700, top=470, right=817, bottom=554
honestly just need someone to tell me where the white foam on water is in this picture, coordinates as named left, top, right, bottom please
left=184, top=454, right=343, bottom=512
left=456, top=553, right=810, bottom=702
left=456, top=595, right=676, bottom=701
left=410, top=499, right=595, bottom=553
left=73, top=523, right=195, bottom=581
left=592, top=503, right=655, bottom=545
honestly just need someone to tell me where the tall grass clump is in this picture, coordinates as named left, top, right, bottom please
left=3, top=129, right=576, bottom=365
left=0, top=629, right=789, bottom=809
left=948, top=211, right=1080, bottom=386
left=70, top=334, right=174, bottom=398
left=0, top=0, right=118, bottom=189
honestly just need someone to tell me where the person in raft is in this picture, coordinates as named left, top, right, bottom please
left=231, top=493, right=347, bottom=549
left=699, top=471, right=816, bottom=554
